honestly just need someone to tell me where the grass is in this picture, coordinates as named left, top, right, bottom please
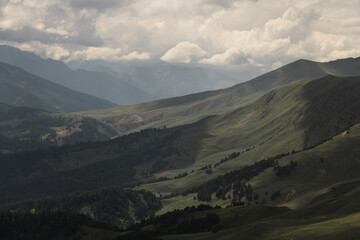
left=159, top=193, right=360, bottom=240
left=135, top=77, right=360, bottom=217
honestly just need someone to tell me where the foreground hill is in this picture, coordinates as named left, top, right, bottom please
left=86, top=57, right=360, bottom=134
left=0, top=187, right=161, bottom=228
left=2, top=191, right=359, bottom=240
left=0, top=45, right=154, bottom=105
left=0, top=102, right=117, bottom=152
left=0, top=127, right=182, bottom=203
left=0, top=62, right=116, bottom=112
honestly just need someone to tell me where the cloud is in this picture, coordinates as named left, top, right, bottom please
left=1, top=41, right=70, bottom=60
left=0, top=0, right=359, bottom=68
left=200, top=48, right=252, bottom=65
left=205, top=0, right=256, bottom=8
left=120, top=51, right=151, bottom=61
left=66, top=0, right=135, bottom=11
left=161, top=42, right=207, bottom=63
left=69, top=47, right=122, bottom=61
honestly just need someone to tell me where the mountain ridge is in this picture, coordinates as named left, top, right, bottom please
left=0, top=45, right=155, bottom=105
left=85, top=57, right=360, bottom=134
left=0, top=62, right=117, bottom=112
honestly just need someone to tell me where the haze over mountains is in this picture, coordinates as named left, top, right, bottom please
left=69, top=59, right=257, bottom=98
left=0, top=45, right=255, bottom=104
left=0, top=45, right=154, bottom=105
left=0, top=62, right=116, bottom=112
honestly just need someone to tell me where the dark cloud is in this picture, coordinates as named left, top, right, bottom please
left=0, top=26, right=103, bottom=47
left=67, top=0, right=135, bottom=11
left=205, top=0, right=257, bottom=8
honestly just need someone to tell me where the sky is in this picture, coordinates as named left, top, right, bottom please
left=0, top=0, right=360, bottom=71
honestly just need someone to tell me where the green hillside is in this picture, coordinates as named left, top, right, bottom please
left=0, top=102, right=117, bottom=152
left=116, top=191, right=360, bottom=240
left=85, top=57, right=360, bottom=134
left=0, top=127, right=182, bottom=203
left=0, top=62, right=117, bottom=112
left=136, top=75, right=360, bottom=199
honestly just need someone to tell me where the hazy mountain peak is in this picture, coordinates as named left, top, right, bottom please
left=0, top=45, right=155, bottom=106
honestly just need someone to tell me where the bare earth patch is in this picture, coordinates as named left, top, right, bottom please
left=51, top=127, right=71, bottom=138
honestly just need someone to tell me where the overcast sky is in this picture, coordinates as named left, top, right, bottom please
left=0, top=0, right=359, bottom=70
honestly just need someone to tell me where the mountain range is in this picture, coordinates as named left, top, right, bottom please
left=69, top=60, right=255, bottom=98
left=0, top=45, right=154, bottom=105
left=0, top=62, right=116, bottom=112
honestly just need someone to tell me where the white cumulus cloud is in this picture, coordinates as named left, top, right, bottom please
left=120, top=51, right=151, bottom=61
left=69, top=47, right=122, bottom=61
left=0, top=0, right=359, bottom=69
left=161, top=42, right=207, bottom=63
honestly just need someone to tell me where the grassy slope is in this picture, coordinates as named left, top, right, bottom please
left=0, top=62, right=117, bottom=112
left=160, top=193, right=360, bottom=240
left=0, top=102, right=117, bottom=152
left=159, top=126, right=360, bottom=221
left=138, top=76, right=360, bottom=196
left=84, top=57, right=360, bottom=134
left=0, top=127, right=183, bottom=203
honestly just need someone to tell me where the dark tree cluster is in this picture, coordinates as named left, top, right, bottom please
left=231, top=182, right=254, bottom=205
left=147, top=176, right=172, bottom=184
left=117, top=205, right=222, bottom=239
left=213, top=152, right=241, bottom=168
left=0, top=187, right=162, bottom=228
left=273, top=160, right=298, bottom=177
left=184, top=159, right=276, bottom=203
left=183, top=151, right=298, bottom=204
left=174, top=172, right=188, bottom=179
left=199, top=164, right=212, bottom=171
left=270, top=191, right=281, bottom=201
left=0, top=211, right=109, bottom=240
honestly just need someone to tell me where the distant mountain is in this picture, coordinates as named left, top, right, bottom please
left=0, top=62, right=116, bottom=112
left=120, top=64, right=244, bottom=98
left=68, top=59, right=258, bottom=99
left=85, top=57, right=360, bottom=134
left=0, top=45, right=154, bottom=105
